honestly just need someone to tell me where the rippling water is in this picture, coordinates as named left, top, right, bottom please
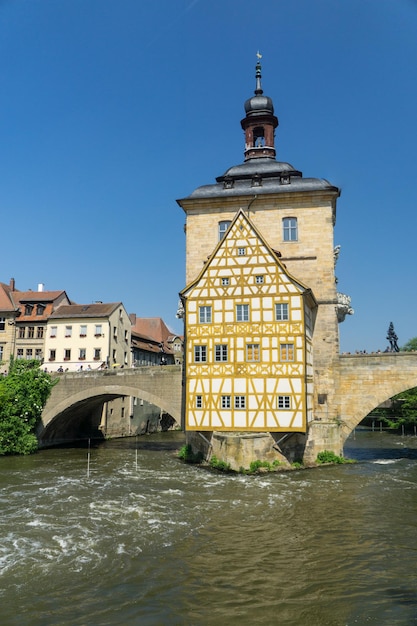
left=0, top=429, right=416, bottom=625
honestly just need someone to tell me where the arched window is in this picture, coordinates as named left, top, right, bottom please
left=283, top=217, right=298, bottom=242
left=218, top=220, right=231, bottom=240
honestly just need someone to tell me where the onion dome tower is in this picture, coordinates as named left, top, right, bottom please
left=241, top=55, right=278, bottom=160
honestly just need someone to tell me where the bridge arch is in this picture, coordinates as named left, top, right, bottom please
left=40, top=367, right=183, bottom=445
left=339, top=353, right=417, bottom=445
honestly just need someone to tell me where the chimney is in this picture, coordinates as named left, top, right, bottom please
left=38, top=283, right=44, bottom=292
left=9, top=277, right=15, bottom=290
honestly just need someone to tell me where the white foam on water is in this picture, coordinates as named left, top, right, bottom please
left=372, top=459, right=400, bottom=465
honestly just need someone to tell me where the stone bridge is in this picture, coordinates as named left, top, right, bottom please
left=39, top=354, right=417, bottom=455
left=39, top=366, right=183, bottom=446
left=338, top=352, right=417, bottom=445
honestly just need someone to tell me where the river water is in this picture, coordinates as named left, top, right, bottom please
left=0, top=428, right=416, bottom=626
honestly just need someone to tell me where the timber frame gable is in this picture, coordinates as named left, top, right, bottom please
left=180, top=209, right=317, bottom=433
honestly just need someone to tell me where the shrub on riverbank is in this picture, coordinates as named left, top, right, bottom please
left=0, top=359, right=57, bottom=455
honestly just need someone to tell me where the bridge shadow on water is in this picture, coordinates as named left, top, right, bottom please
left=345, top=426, right=417, bottom=462
left=52, top=431, right=186, bottom=453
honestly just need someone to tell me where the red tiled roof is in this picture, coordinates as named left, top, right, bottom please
left=0, top=283, right=15, bottom=312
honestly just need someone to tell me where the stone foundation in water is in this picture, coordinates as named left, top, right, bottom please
left=186, top=422, right=344, bottom=471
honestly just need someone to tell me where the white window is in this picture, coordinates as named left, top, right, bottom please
left=80, top=325, right=87, bottom=337
left=234, top=396, right=246, bottom=409
left=94, top=348, right=101, bottom=360
left=196, top=395, right=203, bottom=408
left=236, top=304, right=249, bottom=322
left=17, top=349, right=23, bottom=359
left=255, top=275, right=264, bottom=284
left=237, top=247, right=246, bottom=256
left=95, top=324, right=102, bottom=337
left=219, top=220, right=231, bottom=240
left=278, top=396, right=291, bottom=409
left=65, top=326, right=72, bottom=338
left=221, top=277, right=229, bottom=286
left=280, top=344, right=294, bottom=362
left=194, top=345, right=207, bottom=362
left=215, top=344, right=228, bottom=362
left=275, top=303, right=289, bottom=321
left=64, top=349, right=71, bottom=361
left=35, top=349, right=42, bottom=360
left=26, top=349, right=32, bottom=360
left=79, top=348, right=86, bottom=360
left=50, top=326, right=57, bottom=338
left=283, top=217, right=298, bottom=241
left=49, top=349, right=56, bottom=361
left=199, top=306, right=212, bottom=323
left=0, top=317, right=5, bottom=331
left=221, top=395, right=231, bottom=409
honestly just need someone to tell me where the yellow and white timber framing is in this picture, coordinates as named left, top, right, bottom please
left=180, top=209, right=317, bottom=432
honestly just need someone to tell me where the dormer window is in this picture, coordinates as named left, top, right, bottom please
left=25, top=304, right=33, bottom=316
left=251, top=173, right=262, bottom=187
left=223, top=176, right=234, bottom=189
left=281, top=174, right=290, bottom=185
left=36, top=304, right=45, bottom=315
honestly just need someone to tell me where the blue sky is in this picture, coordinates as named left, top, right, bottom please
left=0, top=0, right=416, bottom=352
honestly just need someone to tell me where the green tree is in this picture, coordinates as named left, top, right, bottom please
left=401, top=337, right=417, bottom=352
left=0, top=359, right=57, bottom=455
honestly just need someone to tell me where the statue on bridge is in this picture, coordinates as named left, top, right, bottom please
left=386, top=322, right=399, bottom=352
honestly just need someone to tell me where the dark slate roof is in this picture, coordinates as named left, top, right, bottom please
left=178, top=158, right=339, bottom=201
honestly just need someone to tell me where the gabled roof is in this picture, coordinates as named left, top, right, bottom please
left=49, top=302, right=123, bottom=319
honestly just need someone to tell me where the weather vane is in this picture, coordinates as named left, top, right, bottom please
left=256, top=51, right=262, bottom=60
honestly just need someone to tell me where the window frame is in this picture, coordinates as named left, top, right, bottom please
left=277, top=395, right=291, bottom=409
left=199, top=306, right=212, bottom=324
left=275, top=303, right=289, bottom=321
left=280, top=343, right=295, bottom=362
left=215, top=344, right=228, bottom=362
left=218, top=220, right=231, bottom=240
left=246, top=343, right=260, bottom=362
left=194, top=345, right=207, bottom=363
left=283, top=217, right=298, bottom=242
left=234, top=396, right=246, bottom=409
left=236, top=304, right=249, bottom=322
left=221, top=395, right=231, bottom=409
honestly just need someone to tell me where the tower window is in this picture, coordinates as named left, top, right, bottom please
left=283, top=217, right=298, bottom=242
left=253, top=126, right=265, bottom=146
left=218, top=221, right=231, bottom=241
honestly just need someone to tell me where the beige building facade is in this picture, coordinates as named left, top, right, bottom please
left=45, top=302, right=131, bottom=372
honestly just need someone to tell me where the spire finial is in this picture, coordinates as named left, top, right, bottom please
left=255, top=51, right=263, bottom=95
